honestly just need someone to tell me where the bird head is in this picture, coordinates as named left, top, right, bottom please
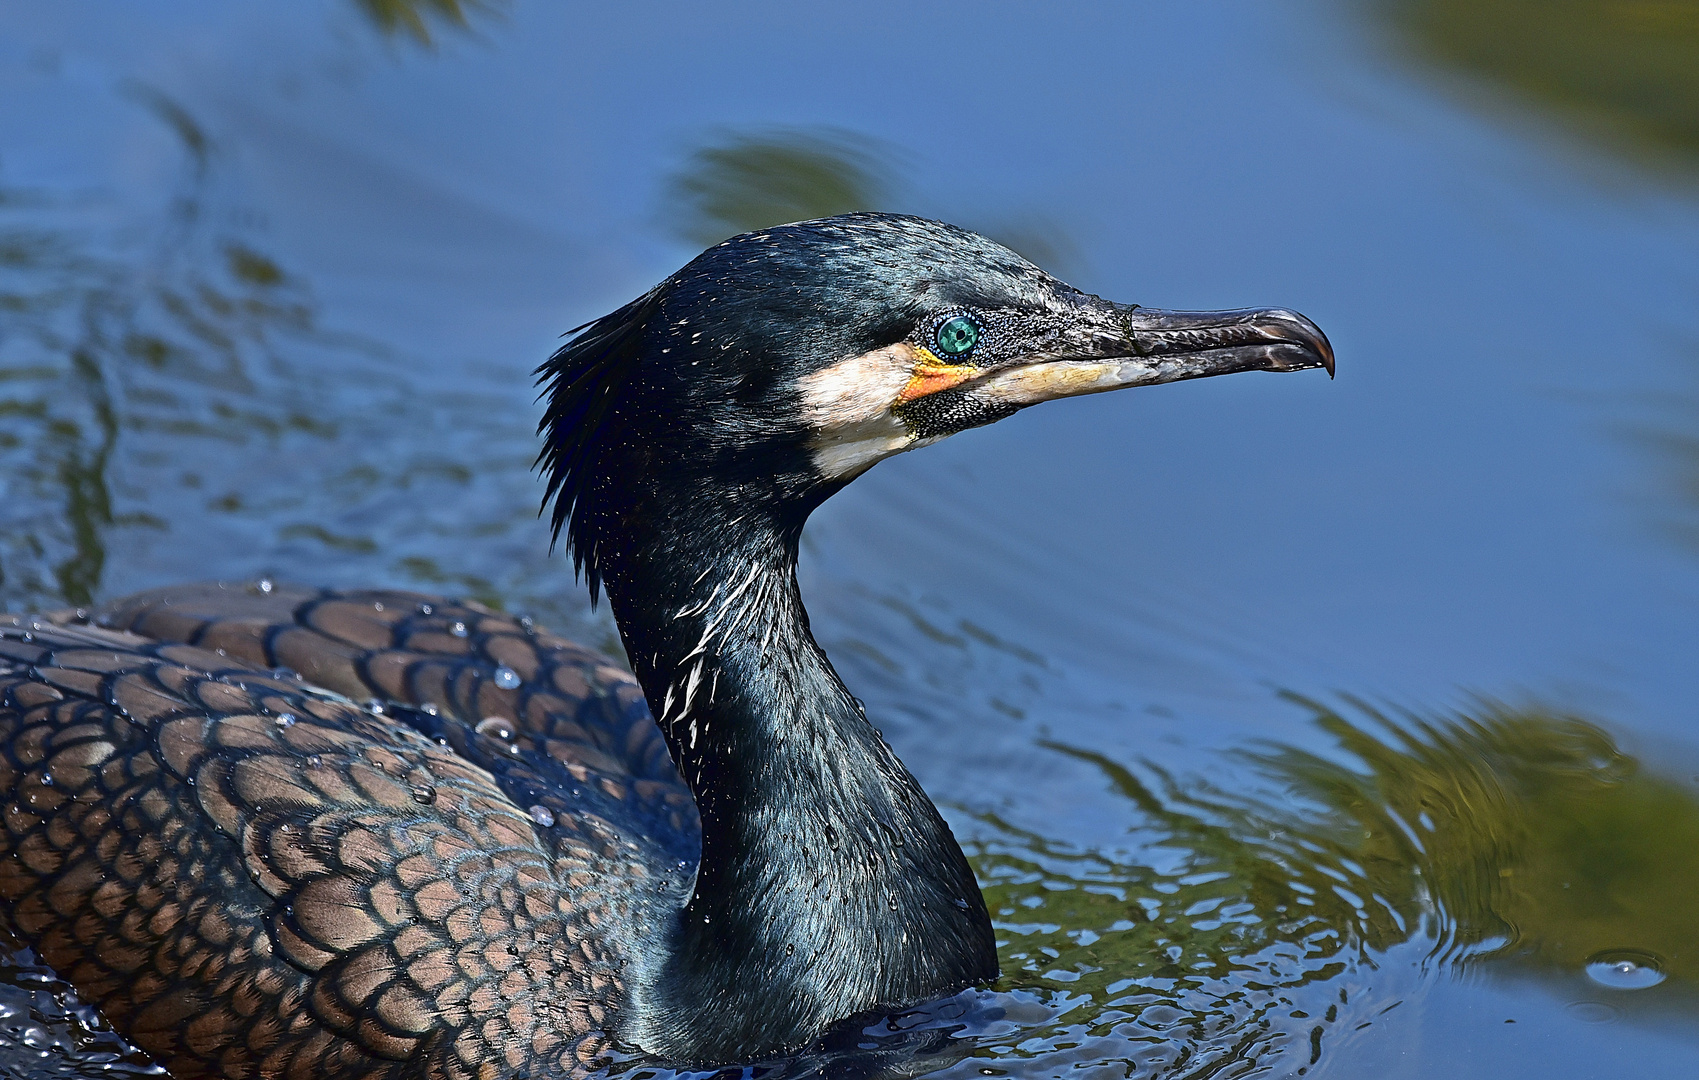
left=537, top=213, right=1332, bottom=597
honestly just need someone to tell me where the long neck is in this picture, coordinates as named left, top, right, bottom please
left=600, top=503, right=996, bottom=1064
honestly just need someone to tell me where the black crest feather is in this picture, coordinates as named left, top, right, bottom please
left=534, top=286, right=661, bottom=602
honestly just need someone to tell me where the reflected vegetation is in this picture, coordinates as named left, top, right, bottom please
left=353, top=0, right=502, bottom=45
left=1374, top=0, right=1699, bottom=173
left=0, top=93, right=364, bottom=609
left=969, top=695, right=1699, bottom=1071
left=0, top=85, right=611, bottom=647
left=1374, top=4, right=1699, bottom=564
left=663, top=128, right=898, bottom=249
left=662, top=128, right=1078, bottom=272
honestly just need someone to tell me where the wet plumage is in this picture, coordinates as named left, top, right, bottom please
left=0, top=588, right=682, bottom=1078
left=0, top=214, right=1331, bottom=1078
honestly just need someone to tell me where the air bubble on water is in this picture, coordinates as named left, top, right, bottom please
left=528, top=805, right=556, bottom=827
left=1585, top=949, right=1666, bottom=990
left=476, top=717, right=515, bottom=741
left=306, top=755, right=322, bottom=768
left=421, top=702, right=439, bottom=716
left=38, top=773, right=51, bottom=787
left=366, top=699, right=386, bottom=715
left=450, top=621, right=469, bottom=638
left=418, top=603, right=433, bottom=615
left=257, top=578, right=274, bottom=594
left=493, top=666, right=521, bottom=690
left=275, top=713, right=296, bottom=728
left=410, top=785, right=438, bottom=806
left=1566, top=1000, right=1619, bottom=1024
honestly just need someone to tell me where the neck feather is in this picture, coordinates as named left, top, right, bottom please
left=599, top=503, right=996, bottom=1063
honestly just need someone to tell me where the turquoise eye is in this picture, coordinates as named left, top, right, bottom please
left=934, top=315, right=980, bottom=356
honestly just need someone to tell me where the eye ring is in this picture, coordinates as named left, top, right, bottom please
left=933, top=314, right=981, bottom=357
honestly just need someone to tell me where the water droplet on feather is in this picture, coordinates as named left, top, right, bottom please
left=476, top=717, right=514, bottom=741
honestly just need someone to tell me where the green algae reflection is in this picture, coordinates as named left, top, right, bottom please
left=662, top=128, right=1078, bottom=274
left=353, top=0, right=502, bottom=46
left=1376, top=0, right=1699, bottom=176
left=967, top=696, right=1699, bottom=1070
left=663, top=129, right=900, bottom=250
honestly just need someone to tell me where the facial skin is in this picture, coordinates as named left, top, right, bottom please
left=798, top=301, right=1332, bottom=482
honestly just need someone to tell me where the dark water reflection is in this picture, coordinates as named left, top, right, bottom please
left=965, top=698, right=1699, bottom=1074
left=1, top=86, right=620, bottom=652
left=663, top=129, right=898, bottom=249
left=0, top=111, right=377, bottom=610
left=665, top=129, right=1077, bottom=276
left=1375, top=0, right=1699, bottom=175
left=1374, top=0, right=1699, bottom=567
left=354, top=0, right=501, bottom=46
left=3, top=1, right=1699, bottom=1076
left=1001, top=699, right=1699, bottom=995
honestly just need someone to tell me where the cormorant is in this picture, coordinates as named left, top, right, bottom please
left=0, top=214, right=1331, bottom=1079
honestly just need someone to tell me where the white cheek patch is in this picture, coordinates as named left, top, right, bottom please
left=797, top=343, right=931, bottom=480
left=810, top=413, right=939, bottom=481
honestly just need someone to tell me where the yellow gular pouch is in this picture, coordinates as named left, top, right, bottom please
left=896, top=347, right=979, bottom=404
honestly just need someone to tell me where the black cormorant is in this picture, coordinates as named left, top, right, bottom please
left=0, top=214, right=1331, bottom=1079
